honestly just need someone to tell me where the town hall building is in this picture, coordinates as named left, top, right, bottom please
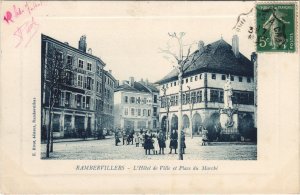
left=156, top=35, right=257, bottom=141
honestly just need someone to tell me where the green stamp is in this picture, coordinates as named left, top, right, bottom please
left=256, top=3, right=296, bottom=52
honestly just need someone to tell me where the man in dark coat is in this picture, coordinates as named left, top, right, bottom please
left=158, top=130, right=166, bottom=154
left=169, top=130, right=178, bottom=154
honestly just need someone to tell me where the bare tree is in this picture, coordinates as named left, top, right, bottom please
left=161, top=86, right=170, bottom=139
left=42, top=44, right=71, bottom=158
left=160, top=32, right=202, bottom=160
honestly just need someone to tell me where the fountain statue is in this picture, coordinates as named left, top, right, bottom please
left=219, top=75, right=239, bottom=138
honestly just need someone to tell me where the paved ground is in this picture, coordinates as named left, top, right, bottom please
left=41, top=136, right=257, bottom=160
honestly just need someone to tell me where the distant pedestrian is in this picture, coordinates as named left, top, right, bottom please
left=180, top=131, right=186, bottom=154
left=169, top=130, right=178, bottom=154
left=115, top=131, right=121, bottom=146
left=158, top=130, right=166, bottom=154
left=134, top=132, right=140, bottom=147
left=152, top=133, right=160, bottom=155
left=201, top=128, right=209, bottom=146
left=122, top=131, right=126, bottom=145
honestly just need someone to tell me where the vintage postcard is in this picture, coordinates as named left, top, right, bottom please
left=0, top=0, right=299, bottom=194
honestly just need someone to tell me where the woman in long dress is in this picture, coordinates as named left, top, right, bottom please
left=144, top=130, right=154, bottom=155
left=169, top=130, right=178, bottom=154
left=158, top=130, right=166, bottom=154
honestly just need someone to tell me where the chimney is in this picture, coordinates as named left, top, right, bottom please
left=109, top=70, right=112, bottom=74
left=145, top=78, right=149, bottom=85
left=64, top=42, right=69, bottom=45
left=129, top=77, right=134, bottom=87
left=78, top=35, right=87, bottom=52
left=232, top=35, right=239, bottom=57
left=251, top=52, right=257, bottom=63
left=88, top=48, right=92, bottom=54
left=198, top=41, right=205, bottom=53
left=140, top=78, right=144, bottom=83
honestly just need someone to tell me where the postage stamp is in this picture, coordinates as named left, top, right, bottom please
left=256, top=3, right=296, bottom=52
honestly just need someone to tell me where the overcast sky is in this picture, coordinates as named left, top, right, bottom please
left=39, top=1, right=255, bottom=83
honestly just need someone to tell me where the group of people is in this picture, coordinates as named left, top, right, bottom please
left=115, top=128, right=186, bottom=155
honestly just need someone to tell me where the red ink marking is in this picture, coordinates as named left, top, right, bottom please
left=24, top=17, right=39, bottom=47
left=13, top=5, right=24, bottom=18
left=13, top=17, right=39, bottom=48
left=3, top=11, right=13, bottom=24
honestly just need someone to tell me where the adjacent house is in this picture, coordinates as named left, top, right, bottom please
left=114, top=77, right=160, bottom=132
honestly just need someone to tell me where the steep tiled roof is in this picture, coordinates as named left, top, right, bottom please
left=155, top=39, right=254, bottom=84
left=114, top=81, right=159, bottom=93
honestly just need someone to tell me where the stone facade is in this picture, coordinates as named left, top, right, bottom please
left=114, top=78, right=159, bottom=132
left=156, top=35, right=257, bottom=141
left=41, top=34, right=116, bottom=139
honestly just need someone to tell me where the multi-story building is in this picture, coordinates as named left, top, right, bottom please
left=156, top=35, right=257, bottom=140
left=41, top=34, right=116, bottom=138
left=114, top=77, right=159, bottom=132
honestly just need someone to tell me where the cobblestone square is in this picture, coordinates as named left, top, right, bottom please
left=41, top=136, right=257, bottom=160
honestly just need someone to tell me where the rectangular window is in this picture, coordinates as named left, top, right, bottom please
left=55, top=51, right=63, bottom=62
left=196, top=91, right=201, bottom=103
left=170, top=83, right=173, bottom=87
left=219, top=91, right=224, bottom=103
left=230, top=75, right=234, bottom=81
left=170, top=95, right=175, bottom=106
left=78, top=59, right=84, bottom=69
left=67, top=55, right=73, bottom=65
left=96, top=66, right=100, bottom=75
left=153, top=107, right=157, bottom=116
left=82, top=96, right=86, bottom=109
left=191, top=91, right=196, bottom=104
left=186, top=93, right=190, bottom=104
left=186, top=78, right=188, bottom=83
left=124, top=108, right=128, bottom=115
left=125, top=96, right=128, bottom=103
left=210, top=90, right=219, bottom=102
left=130, top=97, right=135, bottom=104
left=190, top=77, right=193, bottom=82
left=77, top=75, right=83, bottom=87
left=239, top=76, right=243, bottom=82
left=247, top=77, right=251, bottom=83
left=154, top=95, right=157, bottom=103
left=131, top=108, right=135, bottom=116
left=65, top=92, right=71, bottom=107
left=138, top=109, right=141, bottom=116
left=174, top=81, right=177, bottom=86
left=222, top=75, right=226, bottom=80
left=87, top=62, right=92, bottom=71
left=86, top=96, right=90, bottom=109
left=195, top=76, right=198, bottom=81
left=212, top=73, right=216, bottom=79
left=199, top=74, right=202, bottom=79
left=136, top=97, right=141, bottom=104
left=153, top=120, right=157, bottom=128
left=182, top=94, right=186, bottom=105
left=148, top=109, right=151, bottom=117
left=76, top=94, right=82, bottom=108
left=143, top=109, right=146, bottom=116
